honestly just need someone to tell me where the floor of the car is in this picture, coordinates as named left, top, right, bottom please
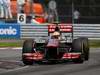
left=45, top=47, right=58, bottom=59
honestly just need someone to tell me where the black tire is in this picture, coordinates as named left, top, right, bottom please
left=22, top=39, right=35, bottom=65
left=79, top=37, right=89, bottom=61
left=72, top=38, right=84, bottom=63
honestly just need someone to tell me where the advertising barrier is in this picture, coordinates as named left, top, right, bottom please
left=0, top=23, right=20, bottom=39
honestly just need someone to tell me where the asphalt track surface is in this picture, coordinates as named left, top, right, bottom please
left=0, top=48, right=100, bottom=75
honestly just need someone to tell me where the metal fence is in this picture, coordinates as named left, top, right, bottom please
left=21, top=24, right=100, bottom=40
left=21, top=24, right=48, bottom=41
left=73, top=24, right=100, bottom=40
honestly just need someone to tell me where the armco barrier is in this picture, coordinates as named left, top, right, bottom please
left=73, top=24, right=100, bottom=40
left=20, top=24, right=48, bottom=40
left=20, top=24, right=100, bottom=40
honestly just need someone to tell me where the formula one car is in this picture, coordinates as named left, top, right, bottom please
left=22, top=23, right=90, bottom=65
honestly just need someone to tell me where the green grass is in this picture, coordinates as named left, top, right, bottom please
left=0, top=42, right=23, bottom=47
left=0, top=43, right=22, bottom=47
left=89, top=40, right=100, bottom=48
left=0, top=40, right=100, bottom=48
left=0, top=40, right=23, bottom=47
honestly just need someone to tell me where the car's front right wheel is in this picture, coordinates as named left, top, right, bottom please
left=22, top=39, right=35, bottom=65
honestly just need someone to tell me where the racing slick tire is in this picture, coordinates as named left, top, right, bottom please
left=22, top=39, right=35, bottom=65
left=79, top=37, right=89, bottom=61
left=72, top=38, right=85, bottom=63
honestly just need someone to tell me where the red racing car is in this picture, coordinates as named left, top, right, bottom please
left=22, top=23, right=90, bottom=65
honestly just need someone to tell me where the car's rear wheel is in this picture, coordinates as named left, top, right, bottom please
left=22, top=39, right=35, bottom=65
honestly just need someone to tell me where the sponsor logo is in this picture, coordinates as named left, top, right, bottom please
left=0, top=26, right=17, bottom=35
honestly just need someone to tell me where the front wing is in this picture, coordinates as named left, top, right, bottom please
left=23, top=52, right=81, bottom=61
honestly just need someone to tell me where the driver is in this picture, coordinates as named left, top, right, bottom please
left=47, top=31, right=60, bottom=47
left=52, top=31, right=60, bottom=39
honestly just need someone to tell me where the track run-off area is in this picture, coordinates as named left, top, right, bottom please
left=0, top=48, right=100, bottom=75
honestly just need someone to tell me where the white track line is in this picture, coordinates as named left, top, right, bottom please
left=12, top=47, right=22, bottom=50
left=0, top=48, right=8, bottom=50
left=0, top=47, right=22, bottom=50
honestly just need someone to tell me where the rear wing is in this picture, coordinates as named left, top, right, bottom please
left=48, top=24, right=73, bottom=33
left=48, top=23, right=73, bottom=42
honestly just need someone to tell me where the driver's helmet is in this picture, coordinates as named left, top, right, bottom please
left=52, top=31, right=60, bottom=36
left=51, top=31, right=60, bottom=39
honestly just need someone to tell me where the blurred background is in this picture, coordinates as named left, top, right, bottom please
left=1, top=0, right=100, bottom=24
